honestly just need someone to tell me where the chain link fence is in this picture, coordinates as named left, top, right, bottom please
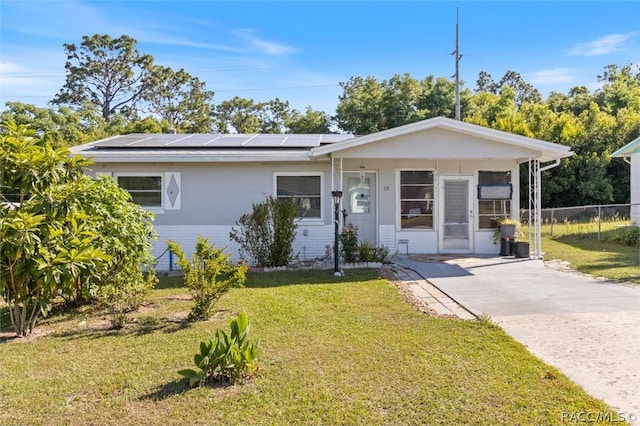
left=521, top=204, right=634, bottom=240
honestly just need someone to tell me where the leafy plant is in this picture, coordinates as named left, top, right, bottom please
left=492, top=217, right=522, bottom=243
left=340, top=223, right=359, bottom=263
left=601, top=225, right=639, bottom=246
left=0, top=122, right=114, bottom=336
left=358, top=242, right=390, bottom=263
left=79, top=175, right=158, bottom=325
left=100, top=267, right=157, bottom=329
left=230, top=196, right=299, bottom=268
left=178, top=311, right=259, bottom=387
left=167, top=236, right=247, bottom=321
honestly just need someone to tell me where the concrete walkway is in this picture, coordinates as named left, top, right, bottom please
left=392, top=255, right=640, bottom=422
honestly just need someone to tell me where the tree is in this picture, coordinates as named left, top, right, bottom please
left=142, top=65, right=215, bottom=133
left=336, top=73, right=465, bottom=134
left=123, top=116, right=166, bottom=134
left=547, top=86, right=592, bottom=116
left=497, top=71, right=542, bottom=107
left=475, top=71, right=499, bottom=93
left=286, top=107, right=334, bottom=133
left=416, top=75, right=466, bottom=120
left=0, top=102, right=90, bottom=147
left=335, top=76, right=385, bottom=134
left=465, top=86, right=519, bottom=128
left=259, top=98, right=291, bottom=133
left=0, top=123, right=112, bottom=336
left=0, top=121, right=158, bottom=335
left=474, top=70, right=541, bottom=108
left=52, top=34, right=153, bottom=122
left=381, top=73, right=428, bottom=129
left=213, top=96, right=263, bottom=133
left=595, top=64, right=640, bottom=116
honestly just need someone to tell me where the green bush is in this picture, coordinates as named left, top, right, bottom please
left=602, top=226, right=640, bottom=246
left=99, top=268, right=157, bottom=329
left=178, top=311, right=259, bottom=387
left=340, top=223, right=359, bottom=263
left=167, top=236, right=247, bottom=321
left=358, top=242, right=390, bottom=263
left=230, top=196, right=298, bottom=268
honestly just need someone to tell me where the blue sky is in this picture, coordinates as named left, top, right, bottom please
left=1, top=1, right=639, bottom=116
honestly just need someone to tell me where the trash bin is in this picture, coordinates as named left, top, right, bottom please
left=499, top=238, right=512, bottom=256
left=515, top=242, right=530, bottom=258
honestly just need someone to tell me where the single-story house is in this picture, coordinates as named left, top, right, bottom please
left=71, top=117, right=573, bottom=270
left=612, top=137, right=640, bottom=225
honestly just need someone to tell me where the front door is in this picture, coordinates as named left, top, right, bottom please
left=344, top=172, right=377, bottom=245
left=439, top=176, right=473, bottom=253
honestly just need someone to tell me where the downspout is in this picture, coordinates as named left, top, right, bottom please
left=536, top=159, right=561, bottom=260
left=623, top=156, right=631, bottom=165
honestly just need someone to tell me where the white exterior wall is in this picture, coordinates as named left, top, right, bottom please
left=153, top=224, right=335, bottom=270
left=108, top=156, right=521, bottom=270
left=340, top=158, right=518, bottom=256
left=631, top=156, right=640, bottom=225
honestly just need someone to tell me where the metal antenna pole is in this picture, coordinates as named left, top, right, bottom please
left=452, top=8, right=462, bottom=120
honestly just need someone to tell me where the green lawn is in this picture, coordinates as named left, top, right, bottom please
left=538, top=221, right=640, bottom=283
left=0, top=269, right=622, bottom=425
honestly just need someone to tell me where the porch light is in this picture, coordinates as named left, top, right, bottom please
left=359, top=163, right=366, bottom=184
left=331, top=190, right=343, bottom=277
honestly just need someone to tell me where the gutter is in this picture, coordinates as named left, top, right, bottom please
left=539, top=158, right=561, bottom=172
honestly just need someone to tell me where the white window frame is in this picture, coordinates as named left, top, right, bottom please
left=273, top=172, right=324, bottom=223
left=477, top=170, right=514, bottom=230
left=114, top=172, right=165, bottom=214
left=398, top=169, right=435, bottom=230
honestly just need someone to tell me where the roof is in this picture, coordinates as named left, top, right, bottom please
left=71, top=117, right=573, bottom=163
left=612, top=136, right=640, bottom=157
left=309, top=117, right=573, bottom=163
left=72, top=133, right=354, bottom=163
left=90, top=133, right=354, bottom=148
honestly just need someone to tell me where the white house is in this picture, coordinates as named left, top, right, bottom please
left=612, top=137, right=640, bottom=225
left=71, top=117, right=573, bottom=269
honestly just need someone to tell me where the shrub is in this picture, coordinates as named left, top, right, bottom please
left=99, top=267, right=157, bottom=329
left=167, top=236, right=247, bottom=321
left=230, top=196, right=298, bottom=268
left=340, top=223, right=359, bottom=263
left=178, top=311, right=259, bottom=387
left=602, top=226, right=640, bottom=246
left=358, top=242, right=390, bottom=263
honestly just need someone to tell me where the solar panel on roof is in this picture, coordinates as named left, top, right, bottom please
left=92, top=132, right=354, bottom=149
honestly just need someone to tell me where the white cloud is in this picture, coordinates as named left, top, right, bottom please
left=134, top=30, right=243, bottom=53
left=232, top=29, right=296, bottom=56
left=528, top=68, right=577, bottom=85
left=568, top=34, right=634, bottom=56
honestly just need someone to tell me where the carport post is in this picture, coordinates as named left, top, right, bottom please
left=331, top=190, right=343, bottom=277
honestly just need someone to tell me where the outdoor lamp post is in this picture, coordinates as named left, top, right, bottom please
left=331, top=190, right=343, bottom=276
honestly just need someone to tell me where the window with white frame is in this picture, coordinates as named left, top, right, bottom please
left=275, top=174, right=321, bottom=219
left=478, top=171, right=512, bottom=229
left=400, top=170, right=434, bottom=229
left=116, top=175, right=163, bottom=208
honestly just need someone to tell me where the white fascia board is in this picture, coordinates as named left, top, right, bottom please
left=612, top=136, right=640, bottom=157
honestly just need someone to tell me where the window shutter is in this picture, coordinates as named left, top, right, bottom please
left=164, top=172, right=181, bottom=210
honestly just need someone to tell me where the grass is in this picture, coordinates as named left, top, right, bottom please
left=0, top=268, right=622, bottom=425
left=537, top=221, right=640, bottom=283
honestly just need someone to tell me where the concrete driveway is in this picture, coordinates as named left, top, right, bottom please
left=393, top=255, right=640, bottom=422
